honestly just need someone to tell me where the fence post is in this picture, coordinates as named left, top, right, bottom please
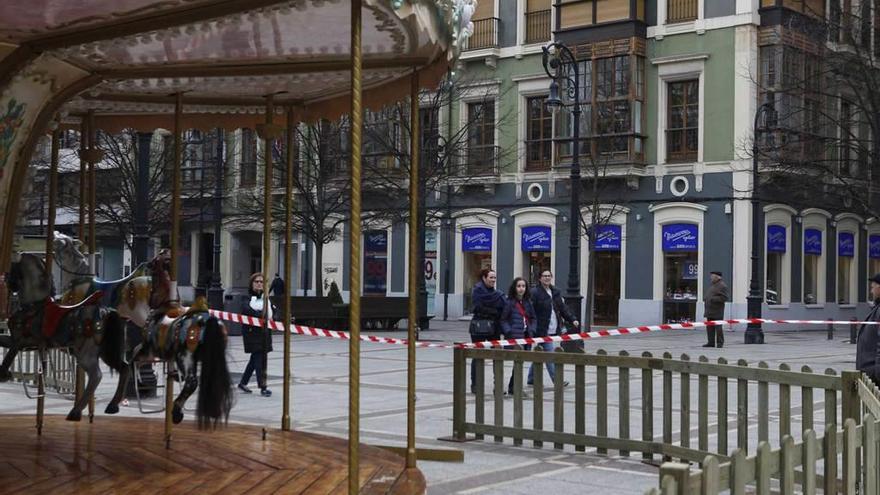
left=659, top=462, right=691, bottom=495
left=850, top=317, right=858, bottom=344
left=452, top=347, right=466, bottom=441
left=842, top=370, right=862, bottom=423
left=827, top=318, right=833, bottom=340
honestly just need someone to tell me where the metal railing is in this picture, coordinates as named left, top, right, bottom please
left=464, top=144, right=500, bottom=176
left=667, top=0, right=697, bottom=23
left=452, top=347, right=843, bottom=463
left=524, top=10, right=551, bottom=44
left=647, top=372, right=880, bottom=494
left=465, top=17, right=500, bottom=51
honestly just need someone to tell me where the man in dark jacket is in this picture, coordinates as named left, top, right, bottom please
left=528, top=270, right=578, bottom=386
left=270, top=273, right=285, bottom=297
left=857, top=274, right=880, bottom=385
left=703, top=271, right=729, bottom=348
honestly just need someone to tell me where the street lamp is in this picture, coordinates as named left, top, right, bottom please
left=542, top=42, right=583, bottom=327
left=745, top=100, right=776, bottom=344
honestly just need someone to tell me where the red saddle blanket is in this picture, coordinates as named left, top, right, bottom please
left=42, top=291, right=104, bottom=338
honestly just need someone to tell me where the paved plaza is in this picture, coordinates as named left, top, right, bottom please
left=0, top=320, right=866, bottom=494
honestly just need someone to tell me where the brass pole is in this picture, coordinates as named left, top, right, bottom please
left=349, top=0, right=363, bottom=492
left=165, top=93, right=183, bottom=448
left=282, top=107, right=295, bottom=431
left=406, top=71, right=419, bottom=468
left=38, top=125, right=61, bottom=436
left=86, top=110, right=97, bottom=423
left=74, top=118, right=87, bottom=405
left=261, top=95, right=275, bottom=396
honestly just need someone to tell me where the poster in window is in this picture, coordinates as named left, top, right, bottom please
left=424, top=229, right=437, bottom=314
left=462, top=227, right=492, bottom=251
left=594, top=224, right=622, bottom=251
left=662, top=223, right=698, bottom=252
left=364, top=230, right=388, bottom=294
left=521, top=226, right=551, bottom=252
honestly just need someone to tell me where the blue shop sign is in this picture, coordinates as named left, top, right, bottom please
left=662, top=223, right=698, bottom=252
left=870, top=234, right=880, bottom=259
left=521, top=226, right=551, bottom=252
left=838, top=232, right=855, bottom=257
left=364, top=230, right=388, bottom=253
left=462, top=227, right=492, bottom=252
left=767, top=225, right=786, bottom=253
left=804, top=228, right=822, bottom=255
left=594, top=224, right=622, bottom=251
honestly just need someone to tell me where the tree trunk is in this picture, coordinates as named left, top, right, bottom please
left=314, top=241, right=324, bottom=297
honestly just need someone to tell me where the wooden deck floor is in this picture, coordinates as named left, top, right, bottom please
left=0, top=415, right=425, bottom=494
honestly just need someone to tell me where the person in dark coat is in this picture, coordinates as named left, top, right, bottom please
left=703, top=271, right=729, bottom=348
left=238, top=272, right=275, bottom=397
left=528, top=270, right=578, bottom=387
left=857, top=274, right=880, bottom=386
left=500, top=277, right=537, bottom=395
left=469, top=268, right=506, bottom=393
left=269, top=273, right=285, bottom=297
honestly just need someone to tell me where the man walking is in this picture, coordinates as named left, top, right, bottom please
left=703, top=271, right=729, bottom=348
left=857, top=274, right=880, bottom=386
left=528, top=270, right=579, bottom=386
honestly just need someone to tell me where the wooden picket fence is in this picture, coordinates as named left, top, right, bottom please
left=0, top=347, right=77, bottom=396
left=451, top=347, right=843, bottom=464
left=646, top=372, right=880, bottom=494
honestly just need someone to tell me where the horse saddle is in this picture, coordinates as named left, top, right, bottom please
left=42, top=291, right=104, bottom=338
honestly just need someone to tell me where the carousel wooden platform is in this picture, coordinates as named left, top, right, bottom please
left=0, top=415, right=425, bottom=494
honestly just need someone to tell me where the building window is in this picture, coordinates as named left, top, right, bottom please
left=667, top=0, right=697, bottom=23
left=837, top=231, right=855, bottom=304
left=766, top=225, right=787, bottom=305
left=559, top=0, right=632, bottom=28
left=524, top=0, right=551, bottom=44
left=803, top=228, right=822, bottom=304
left=661, top=223, right=699, bottom=323
left=466, top=0, right=498, bottom=51
left=240, top=128, right=257, bottom=187
left=467, top=99, right=497, bottom=175
left=870, top=233, right=880, bottom=293
left=525, top=96, right=552, bottom=171
left=666, top=79, right=698, bottom=163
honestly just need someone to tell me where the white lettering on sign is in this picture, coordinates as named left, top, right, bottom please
left=664, top=229, right=696, bottom=244
left=523, top=231, right=550, bottom=244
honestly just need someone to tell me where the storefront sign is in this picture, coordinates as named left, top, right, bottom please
left=838, top=232, right=855, bottom=257
left=804, top=228, right=822, bottom=255
left=870, top=234, right=880, bottom=259
left=662, top=223, right=698, bottom=252
left=365, top=230, right=388, bottom=253
left=682, top=261, right=699, bottom=280
left=424, top=230, right=437, bottom=314
left=462, top=227, right=492, bottom=252
left=521, top=226, right=551, bottom=252
left=594, top=224, right=622, bottom=251
left=767, top=225, right=786, bottom=253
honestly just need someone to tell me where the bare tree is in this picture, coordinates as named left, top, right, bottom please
left=750, top=3, right=880, bottom=217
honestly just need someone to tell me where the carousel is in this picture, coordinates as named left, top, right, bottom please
left=0, top=1, right=473, bottom=493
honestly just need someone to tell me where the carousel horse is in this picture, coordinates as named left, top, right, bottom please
left=135, top=296, right=233, bottom=429
left=1, top=253, right=126, bottom=421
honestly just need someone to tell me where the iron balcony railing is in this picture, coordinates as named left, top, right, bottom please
left=464, top=144, right=500, bottom=176
left=524, top=10, right=551, bottom=44
left=465, top=17, right=500, bottom=51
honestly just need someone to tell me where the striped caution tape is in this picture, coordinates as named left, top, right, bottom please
left=204, top=307, right=878, bottom=350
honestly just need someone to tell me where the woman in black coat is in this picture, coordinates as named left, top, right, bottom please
left=469, top=268, right=506, bottom=393
left=238, top=272, right=275, bottom=397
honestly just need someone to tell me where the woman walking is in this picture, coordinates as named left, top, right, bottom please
left=500, top=277, right=536, bottom=395
left=238, top=272, right=274, bottom=397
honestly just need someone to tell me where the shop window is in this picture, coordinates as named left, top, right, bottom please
left=666, top=79, right=699, bottom=163
left=521, top=226, right=552, bottom=285
left=803, top=228, right=822, bottom=304
left=837, top=232, right=855, bottom=304
left=364, top=230, right=388, bottom=296
left=766, top=225, right=786, bottom=305
left=462, top=227, right=493, bottom=313
left=661, top=223, right=698, bottom=323
left=869, top=234, right=880, bottom=294
left=593, top=224, right=622, bottom=326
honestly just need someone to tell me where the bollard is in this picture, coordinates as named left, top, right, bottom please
left=827, top=318, right=833, bottom=340
left=850, top=317, right=858, bottom=344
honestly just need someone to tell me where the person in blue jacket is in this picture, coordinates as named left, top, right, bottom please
left=469, top=268, right=505, bottom=393
left=500, top=277, right=536, bottom=395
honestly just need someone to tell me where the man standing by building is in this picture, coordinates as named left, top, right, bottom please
left=857, top=274, right=880, bottom=386
left=270, top=273, right=285, bottom=297
left=528, top=270, right=578, bottom=386
left=703, top=271, right=729, bottom=348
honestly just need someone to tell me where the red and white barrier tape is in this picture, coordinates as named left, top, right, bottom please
left=204, top=307, right=878, bottom=350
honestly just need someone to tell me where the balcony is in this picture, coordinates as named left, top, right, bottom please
left=524, top=10, right=551, bottom=44
left=464, top=144, right=500, bottom=176
left=525, top=139, right=552, bottom=172
left=464, top=17, right=499, bottom=51
left=667, top=0, right=697, bottom=23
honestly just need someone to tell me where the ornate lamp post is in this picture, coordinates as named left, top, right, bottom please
left=207, top=128, right=225, bottom=310
left=745, top=101, right=776, bottom=344
left=542, top=42, right=583, bottom=326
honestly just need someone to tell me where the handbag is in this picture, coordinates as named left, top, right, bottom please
left=468, top=318, right=496, bottom=339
